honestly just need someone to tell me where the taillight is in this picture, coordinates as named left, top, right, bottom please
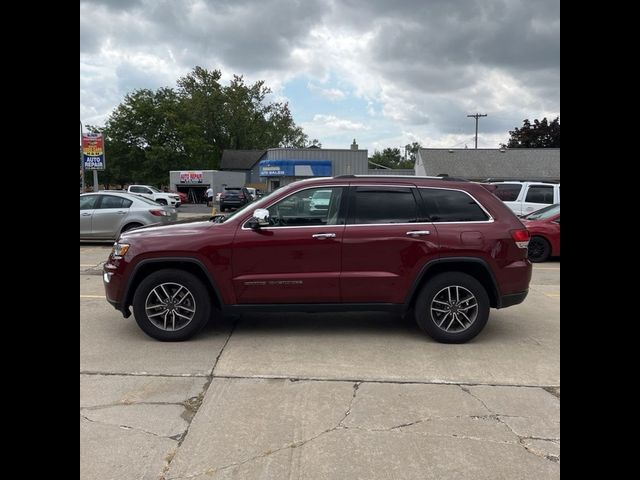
left=150, top=209, right=169, bottom=217
left=511, top=229, right=530, bottom=249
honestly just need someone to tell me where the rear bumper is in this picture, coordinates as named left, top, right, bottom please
left=498, top=290, right=529, bottom=308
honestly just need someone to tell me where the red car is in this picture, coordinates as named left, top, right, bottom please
left=170, top=190, right=188, bottom=204
left=521, top=204, right=560, bottom=262
left=103, top=175, right=532, bottom=343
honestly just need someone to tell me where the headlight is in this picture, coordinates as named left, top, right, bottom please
left=111, top=242, right=130, bottom=258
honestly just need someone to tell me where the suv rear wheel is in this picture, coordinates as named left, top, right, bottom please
left=132, top=269, right=211, bottom=341
left=414, top=272, right=489, bottom=343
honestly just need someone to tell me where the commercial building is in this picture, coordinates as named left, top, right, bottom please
left=414, top=148, right=560, bottom=182
left=169, top=170, right=245, bottom=203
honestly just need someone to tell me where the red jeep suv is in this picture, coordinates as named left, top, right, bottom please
left=103, top=176, right=532, bottom=343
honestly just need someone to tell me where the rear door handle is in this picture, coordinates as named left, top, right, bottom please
left=312, top=233, right=336, bottom=239
left=116, top=211, right=127, bottom=214
left=406, top=230, right=431, bottom=236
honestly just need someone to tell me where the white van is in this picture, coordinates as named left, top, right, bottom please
left=490, top=181, right=560, bottom=216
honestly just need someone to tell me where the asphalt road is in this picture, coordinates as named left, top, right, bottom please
left=80, top=244, right=559, bottom=480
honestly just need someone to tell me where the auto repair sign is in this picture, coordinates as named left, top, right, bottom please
left=82, top=133, right=105, bottom=170
left=179, top=171, right=203, bottom=183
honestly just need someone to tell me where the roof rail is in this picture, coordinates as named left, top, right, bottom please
left=333, top=174, right=463, bottom=180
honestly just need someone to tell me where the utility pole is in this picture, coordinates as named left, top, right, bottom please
left=467, top=113, right=487, bottom=149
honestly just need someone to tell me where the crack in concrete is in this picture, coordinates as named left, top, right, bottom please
left=459, top=386, right=560, bottom=465
left=80, top=371, right=560, bottom=390
left=345, top=424, right=517, bottom=445
left=80, top=371, right=210, bottom=377
left=210, top=318, right=238, bottom=375
left=166, top=381, right=362, bottom=480
left=337, top=381, right=360, bottom=427
left=80, top=401, right=188, bottom=411
left=80, top=413, right=180, bottom=440
left=159, top=320, right=238, bottom=479
left=80, top=261, right=106, bottom=275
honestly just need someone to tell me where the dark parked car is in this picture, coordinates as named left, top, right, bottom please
left=104, top=175, right=532, bottom=343
left=219, top=187, right=252, bottom=211
left=521, top=204, right=560, bottom=262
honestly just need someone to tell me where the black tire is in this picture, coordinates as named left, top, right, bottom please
left=157, top=199, right=168, bottom=205
left=121, top=222, right=143, bottom=234
left=132, top=269, right=211, bottom=341
left=528, top=236, right=550, bottom=263
left=413, top=272, right=490, bottom=343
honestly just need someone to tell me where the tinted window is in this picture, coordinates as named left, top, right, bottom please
left=420, top=188, right=489, bottom=222
left=129, top=186, right=146, bottom=193
left=525, top=186, right=554, bottom=204
left=98, top=195, right=131, bottom=209
left=266, top=187, right=344, bottom=227
left=80, top=195, right=97, bottom=210
left=492, top=184, right=522, bottom=201
left=351, top=187, right=417, bottom=224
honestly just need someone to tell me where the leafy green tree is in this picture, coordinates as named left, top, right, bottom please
left=369, top=147, right=414, bottom=169
left=98, top=66, right=312, bottom=185
left=503, top=117, right=560, bottom=148
left=404, top=142, right=422, bottom=162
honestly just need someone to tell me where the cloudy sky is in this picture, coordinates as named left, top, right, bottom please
left=80, top=0, right=559, bottom=151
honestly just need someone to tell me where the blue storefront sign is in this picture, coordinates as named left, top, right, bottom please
left=259, top=160, right=332, bottom=177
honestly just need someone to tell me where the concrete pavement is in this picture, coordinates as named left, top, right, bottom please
left=80, top=245, right=559, bottom=479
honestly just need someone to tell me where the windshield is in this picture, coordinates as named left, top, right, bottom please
left=216, top=189, right=280, bottom=223
left=524, top=203, right=560, bottom=220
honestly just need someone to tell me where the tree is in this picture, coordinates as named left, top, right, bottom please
left=98, top=66, right=313, bottom=185
left=404, top=142, right=422, bottom=162
left=369, top=147, right=414, bottom=169
left=503, top=117, right=560, bottom=148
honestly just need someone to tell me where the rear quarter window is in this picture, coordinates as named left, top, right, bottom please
left=419, top=188, right=490, bottom=222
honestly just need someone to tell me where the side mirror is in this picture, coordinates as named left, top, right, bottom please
left=248, top=208, right=270, bottom=229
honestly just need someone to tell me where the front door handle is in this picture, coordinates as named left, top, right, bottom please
left=406, top=230, right=431, bottom=236
left=312, top=233, right=336, bottom=239
left=81, top=212, right=92, bottom=216
left=116, top=211, right=127, bottom=214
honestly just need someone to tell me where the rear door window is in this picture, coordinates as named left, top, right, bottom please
left=525, top=185, right=554, bottom=204
left=492, top=183, right=522, bottom=201
left=349, top=187, right=418, bottom=224
left=97, top=195, right=132, bottom=209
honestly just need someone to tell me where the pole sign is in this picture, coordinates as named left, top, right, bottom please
left=82, top=133, right=105, bottom=170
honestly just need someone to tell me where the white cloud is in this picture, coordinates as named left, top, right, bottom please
left=80, top=0, right=559, bottom=149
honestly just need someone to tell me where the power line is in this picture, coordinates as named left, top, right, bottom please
left=467, top=113, right=487, bottom=149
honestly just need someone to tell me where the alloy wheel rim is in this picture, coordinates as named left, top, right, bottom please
left=529, top=239, right=545, bottom=260
left=145, top=282, right=196, bottom=331
left=430, top=285, right=478, bottom=333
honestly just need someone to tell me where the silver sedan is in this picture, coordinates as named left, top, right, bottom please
left=80, top=191, right=178, bottom=241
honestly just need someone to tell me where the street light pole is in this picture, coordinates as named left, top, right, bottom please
left=467, top=113, right=487, bottom=149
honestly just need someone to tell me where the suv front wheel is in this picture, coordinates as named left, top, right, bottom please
left=132, top=269, right=211, bottom=341
left=414, top=272, right=490, bottom=344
